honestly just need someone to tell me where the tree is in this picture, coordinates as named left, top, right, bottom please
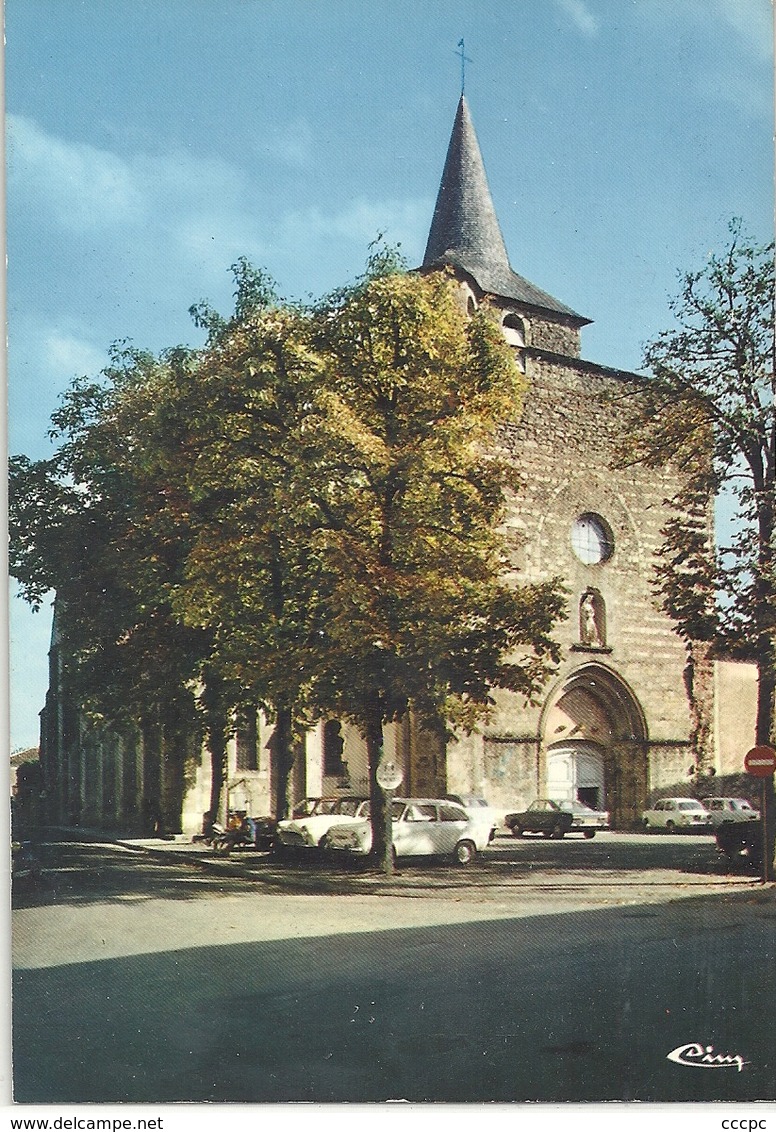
left=617, top=221, right=775, bottom=874
left=163, top=251, right=565, bottom=868
left=9, top=343, right=217, bottom=831
left=10, top=251, right=566, bottom=861
left=168, top=268, right=332, bottom=819
left=296, top=258, right=565, bottom=870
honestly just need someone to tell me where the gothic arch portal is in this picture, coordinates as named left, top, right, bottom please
left=540, top=663, right=648, bottom=829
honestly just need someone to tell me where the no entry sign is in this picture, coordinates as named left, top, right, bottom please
left=744, top=746, right=776, bottom=777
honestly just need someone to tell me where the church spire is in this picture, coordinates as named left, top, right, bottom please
left=423, top=95, right=512, bottom=281
left=423, top=95, right=589, bottom=325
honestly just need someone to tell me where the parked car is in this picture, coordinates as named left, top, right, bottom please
left=12, top=840, right=42, bottom=891
left=444, top=793, right=500, bottom=841
left=556, top=800, right=610, bottom=838
left=290, top=797, right=339, bottom=819
left=322, top=797, right=491, bottom=864
left=276, top=796, right=371, bottom=850
left=641, top=797, right=711, bottom=832
left=701, top=797, right=760, bottom=827
left=504, top=799, right=609, bottom=839
left=715, top=819, right=763, bottom=869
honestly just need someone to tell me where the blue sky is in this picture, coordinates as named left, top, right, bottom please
left=6, top=0, right=774, bottom=751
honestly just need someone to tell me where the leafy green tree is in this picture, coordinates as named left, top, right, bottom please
left=168, top=274, right=331, bottom=819
left=11, top=251, right=565, bottom=861
left=9, top=343, right=216, bottom=831
left=296, top=259, right=565, bottom=869
left=166, top=252, right=565, bottom=866
left=617, top=221, right=775, bottom=874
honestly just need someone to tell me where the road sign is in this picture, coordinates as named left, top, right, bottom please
left=376, top=757, right=403, bottom=791
left=744, top=746, right=776, bottom=777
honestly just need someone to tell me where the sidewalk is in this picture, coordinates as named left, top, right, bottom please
left=57, top=824, right=772, bottom=904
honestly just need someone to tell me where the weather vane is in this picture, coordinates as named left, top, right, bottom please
left=455, top=38, right=472, bottom=94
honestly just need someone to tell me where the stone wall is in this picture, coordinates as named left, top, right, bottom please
left=442, top=348, right=705, bottom=825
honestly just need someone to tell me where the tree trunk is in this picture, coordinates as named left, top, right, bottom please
left=202, top=670, right=230, bottom=826
left=755, top=642, right=776, bottom=883
left=272, top=702, right=294, bottom=820
left=364, top=688, right=390, bottom=870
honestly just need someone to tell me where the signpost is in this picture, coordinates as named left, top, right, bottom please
left=744, top=746, right=776, bottom=883
left=376, top=757, right=403, bottom=877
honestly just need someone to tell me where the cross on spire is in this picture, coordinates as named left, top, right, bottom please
left=455, top=39, right=472, bottom=94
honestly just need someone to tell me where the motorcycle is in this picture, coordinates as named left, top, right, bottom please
left=212, top=811, right=277, bottom=855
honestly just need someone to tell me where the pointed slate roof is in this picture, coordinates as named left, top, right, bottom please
left=423, top=96, right=589, bottom=325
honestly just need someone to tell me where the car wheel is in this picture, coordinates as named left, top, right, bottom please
left=549, top=823, right=565, bottom=840
left=642, top=818, right=650, bottom=830
left=511, top=824, right=524, bottom=838
left=665, top=820, right=676, bottom=833
left=453, top=839, right=476, bottom=865
left=583, top=830, right=596, bottom=840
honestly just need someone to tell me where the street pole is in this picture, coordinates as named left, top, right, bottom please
left=743, top=746, right=776, bottom=884
left=375, top=756, right=403, bottom=878
left=383, top=787, right=394, bottom=877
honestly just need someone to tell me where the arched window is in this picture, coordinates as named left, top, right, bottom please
left=323, top=719, right=345, bottom=776
left=502, top=313, right=526, bottom=347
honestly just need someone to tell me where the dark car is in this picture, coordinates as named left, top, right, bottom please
left=715, top=819, right=763, bottom=869
left=505, top=799, right=574, bottom=839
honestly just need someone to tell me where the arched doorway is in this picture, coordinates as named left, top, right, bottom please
left=541, top=664, right=648, bottom=829
left=546, top=742, right=606, bottom=810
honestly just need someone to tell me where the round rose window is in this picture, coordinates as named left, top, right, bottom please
left=571, top=513, right=614, bottom=565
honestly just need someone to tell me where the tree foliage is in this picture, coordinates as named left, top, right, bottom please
left=10, top=252, right=566, bottom=854
left=615, top=220, right=775, bottom=872
left=620, top=222, right=774, bottom=740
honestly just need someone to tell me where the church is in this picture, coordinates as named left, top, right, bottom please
left=39, top=96, right=757, bottom=834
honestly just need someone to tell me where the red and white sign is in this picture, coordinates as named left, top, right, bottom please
left=744, top=746, right=776, bottom=777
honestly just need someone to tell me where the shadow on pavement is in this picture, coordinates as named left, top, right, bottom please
left=13, top=887, right=775, bottom=1104
left=12, top=830, right=761, bottom=909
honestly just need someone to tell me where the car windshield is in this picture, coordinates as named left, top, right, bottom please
left=732, top=800, right=753, bottom=811
left=678, top=801, right=704, bottom=811
left=332, top=798, right=366, bottom=817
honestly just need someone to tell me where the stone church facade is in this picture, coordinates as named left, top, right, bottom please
left=38, top=97, right=757, bottom=834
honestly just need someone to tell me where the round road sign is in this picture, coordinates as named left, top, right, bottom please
left=744, top=745, right=776, bottom=777
left=376, top=758, right=403, bottom=791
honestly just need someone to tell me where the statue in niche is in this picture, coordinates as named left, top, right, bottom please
left=580, top=590, right=605, bottom=648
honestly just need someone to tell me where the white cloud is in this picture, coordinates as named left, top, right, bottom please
left=7, top=114, right=145, bottom=231
left=270, top=116, right=316, bottom=170
left=712, top=0, right=774, bottom=61
left=43, top=331, right=107, bottom=380
left=553, top=0, right=599, bottom=37
left=278, top=197, right=431, bottom=261
left=640, top=0, right=773, bottom=61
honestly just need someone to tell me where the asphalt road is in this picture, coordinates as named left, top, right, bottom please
left=12, top=832, right=776, bottom=1103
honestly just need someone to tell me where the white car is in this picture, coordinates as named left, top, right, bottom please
left=276, top=796, right=370, bottom=850
left=641, top=797, right=711, bottom=832
left=557, top=800, right=610, bottom=837
left=323, top=797, right=492, bottom=864
left=443, top=793, right=500, bottom=841
left=702, top=797, right=760, bottom=827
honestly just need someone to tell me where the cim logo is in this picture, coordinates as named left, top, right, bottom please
left=667, top=1043, right=748, bottom=1072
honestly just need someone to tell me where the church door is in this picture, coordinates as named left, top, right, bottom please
left=546, top=743, right=606, bottom=809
